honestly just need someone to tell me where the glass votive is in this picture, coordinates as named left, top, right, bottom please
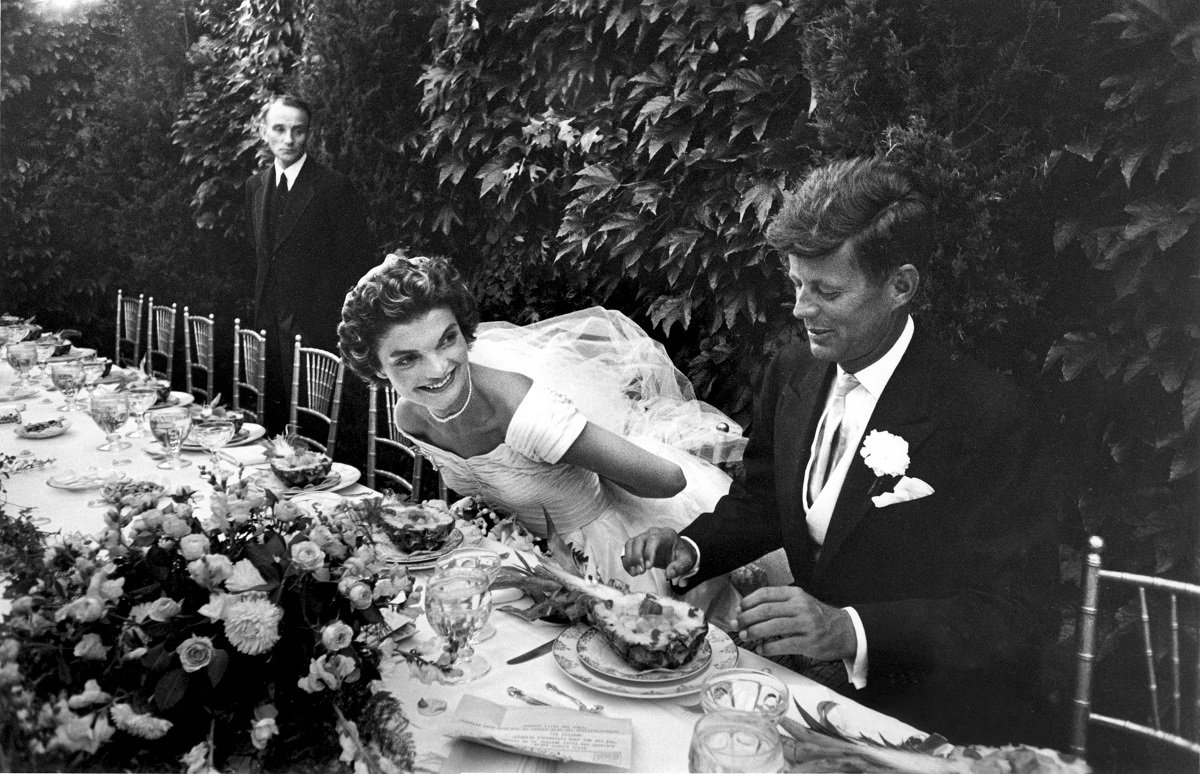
left=700, top=668, right=790, bottom=722
left=688, top=710, right=784, bottom=773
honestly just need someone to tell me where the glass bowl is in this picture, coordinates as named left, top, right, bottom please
left=699, top=668, right=790, bottom=721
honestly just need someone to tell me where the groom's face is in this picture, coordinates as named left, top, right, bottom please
left=787, top=244, right=911, bottom=373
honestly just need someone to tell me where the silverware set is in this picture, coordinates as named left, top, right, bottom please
left=507, top=684, right=604, bottom=714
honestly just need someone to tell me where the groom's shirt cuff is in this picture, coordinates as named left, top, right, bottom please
left=843, top=606, right=868, bottom=689
left=672, top=536, right=702, bottom=586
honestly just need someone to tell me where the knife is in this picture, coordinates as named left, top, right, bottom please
left=506, top=637, right=558, bottom=665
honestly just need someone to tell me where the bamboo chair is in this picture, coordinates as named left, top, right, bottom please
left=366, top=381, right=447, bottom=500
left=144, top=297, right=177, bottom=384
left=183, top=307, right=215, bottom=403
left=289, top=334, right=344, bottom=457
left=232, top=318, right=266, bottom=424
left=114, top=290, right=145, bottom=368
left=1072, top=535, right=1200, bottom=765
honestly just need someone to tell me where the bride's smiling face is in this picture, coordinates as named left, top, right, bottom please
left=374, top=307, right=470, bottom=413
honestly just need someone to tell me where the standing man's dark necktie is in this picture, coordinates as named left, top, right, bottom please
left=269, top=173, right=289, bottom=244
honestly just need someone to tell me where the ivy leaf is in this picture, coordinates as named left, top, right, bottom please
left=712, top=69, right=768, bottom=103
left=649, top=294, right=692, bottom=335
left=1183, top=365, right=1200, bottom=432
left=635, top=95, right=672, bottom=127
left=737, top=179, right=779, bottom=227
left=569, top=163, right=620, bottom=194
left=476, top=156, right=512, bottom=198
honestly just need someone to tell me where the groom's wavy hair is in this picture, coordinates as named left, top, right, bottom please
left=766, top=157, right=933, bottom=283
left=338, top=254, right=480, bottom=385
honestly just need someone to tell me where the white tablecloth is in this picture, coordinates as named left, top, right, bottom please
left=1, top=363, right=923, bottom=773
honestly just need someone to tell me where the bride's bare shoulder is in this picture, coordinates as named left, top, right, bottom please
left=474, top=364, right=532, bottom=415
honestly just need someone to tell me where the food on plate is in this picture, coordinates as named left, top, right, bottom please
left=262, top=435, right=332, bottom=488
left=376, top=499, right=454, bottom=552
left=100, top=479, right=166, bottom=506
left=589, top=592, right=708, bottom=671
left=21, top=417, right=65, bottom=435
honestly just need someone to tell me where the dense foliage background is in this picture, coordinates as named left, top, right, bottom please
left=2, top=0, right=1197, bottom=761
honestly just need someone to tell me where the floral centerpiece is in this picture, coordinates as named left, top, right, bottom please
left=0, top=466, right=420, bottom=773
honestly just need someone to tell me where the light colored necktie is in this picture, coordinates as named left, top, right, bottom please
left=807, top=372, right=860, bottom=505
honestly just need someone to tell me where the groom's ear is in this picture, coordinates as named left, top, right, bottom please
left=888, top=264, right=919, bottom=307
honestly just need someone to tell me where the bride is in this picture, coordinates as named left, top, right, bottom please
left=338, top=255, right=784, bottom=616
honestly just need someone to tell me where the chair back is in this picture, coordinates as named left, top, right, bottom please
left=115, top=290, right=145, bottom=368
left=289, top=335, right=344, bottom=456
left=232, top=318, right=266, bottom=423
left=144, top=297, right=177, bottom=384
left=183, top=307, right=215, bottom=403
left=366, top=382, right=447, bottom=499
left=1072, top=535, right=1200, bottom=763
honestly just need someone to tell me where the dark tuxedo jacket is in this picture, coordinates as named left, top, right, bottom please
left=680, top=327, right=1057, bottom=745
left=245, top=158, right=371, bottom=352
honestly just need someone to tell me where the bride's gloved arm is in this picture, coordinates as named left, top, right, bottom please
left=558, top=422, right=686, bottom=499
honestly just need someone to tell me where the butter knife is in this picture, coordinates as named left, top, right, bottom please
left=506, top=637, right=558, bottom=665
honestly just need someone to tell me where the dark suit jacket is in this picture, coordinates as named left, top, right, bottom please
left=245, top=158, right=371, bottom=352
left=679, top=327, right=1057, bottom=745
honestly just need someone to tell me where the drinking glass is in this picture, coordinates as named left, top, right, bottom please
left=79, top=358, right=108, bottom=401
left=6, top=342, right=37, bottom=385
left=0, top=324, right=31, bottom=360
left=89, top=392, right=132, bottom=465
left=125, top=385, right=160, bottom=438
left=148, top=406, right=192, bottom=470
left=424, top=566, right=492, bottom=683
left=50, top=361, right=85, bottom=412
left=34, top=335, right=59, bottom=383
left=688, top=711, right=785, bottom=773
left=699, top=669, right=790, bottom=723
left=190, top=416, right=236, bottom=471
left=434, top=547, right=503, bottom=642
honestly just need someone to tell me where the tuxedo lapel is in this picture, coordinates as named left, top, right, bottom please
left=273, top=162, right=318, bottom=250
left=252, top=170, right=271, bottom=304
left=814, top=332, right=939, bottom=580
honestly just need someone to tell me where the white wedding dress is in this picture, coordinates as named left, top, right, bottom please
left=397, top=308, right=771, bottom=619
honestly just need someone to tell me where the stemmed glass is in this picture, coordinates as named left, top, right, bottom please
left=687, top=710, right=785, bottom=773
left=33, top=335, right=59, bottom=384
left=434, top=547, right=503, bottom=642
left=50, top=361, right=85, bottom=412
left=423, top=566, right=493, bottom=683
left=79, top=358, right=108, bottom=402
left=190, top=416, right=236, bottom=471
left=6, top=342, right=37, bottom=385
left=0, top=324, right=32, bottom=360
left=148, top=406, right=193, bottom=469
left=125, top=384, right=160, bottom=438
left=89, top=392, right=133, bottom=465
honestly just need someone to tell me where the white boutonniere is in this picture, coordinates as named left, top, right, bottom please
left=859, top=430, right=935, bottom=508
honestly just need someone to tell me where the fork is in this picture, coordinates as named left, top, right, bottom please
left=545, top=682, right=604, bottom=713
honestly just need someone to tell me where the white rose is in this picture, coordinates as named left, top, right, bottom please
left=859, top=430, right=910, bottom=477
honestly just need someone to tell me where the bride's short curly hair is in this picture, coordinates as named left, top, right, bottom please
left=338, top=254, right=479, bottom=384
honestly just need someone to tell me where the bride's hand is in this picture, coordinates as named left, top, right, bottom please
left=622, top=527, right=696, bottom=580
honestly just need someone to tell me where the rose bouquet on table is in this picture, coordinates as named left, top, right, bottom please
left=0, top=468, right=421, bottom=774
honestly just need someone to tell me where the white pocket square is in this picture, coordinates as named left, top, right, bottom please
left=871, top=476, right=935, bottom=508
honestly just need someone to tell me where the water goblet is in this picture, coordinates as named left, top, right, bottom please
left=6, top=342, right=37, bottom=385
left=50, top=361, right=85, bottom=412
left=79, top=358, right=108, bottom=401
left=688, top=710, right=785, bottom=773
left=423, top=566, right=493, bottom=683
left=148, top=406, right=193, bottom=470
left=89, top=392, right=133, bottom=466
left=434, top=547, right=503, bottom=642
left=125, top=384, right=160, bottom=438
left=0, top=324, right=31, bottom=360
left=34, top=335, right=59, bottom=384
left=190, top=416, right=236, bottom=471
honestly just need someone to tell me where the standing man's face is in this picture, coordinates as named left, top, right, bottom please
left=261, top=102, right=309, bottom=167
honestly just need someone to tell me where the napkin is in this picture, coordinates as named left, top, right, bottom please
left=222, top=445, right=268, bottom=467
left=444, top=695, right=632, bottom=769
left=870, top=476, right=935, bottom=508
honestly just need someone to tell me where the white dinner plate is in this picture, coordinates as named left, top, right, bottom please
left=372, top=528, right=466, bottom=570
left=553, top=622, right=737, bottom=699
left=144, top=391, right=195, bottom=411
left=0, top=385, right=40, bottom=402
left=576, top=626, right=712, bottom=683
left=16, top=418, right=71, bottom=439
left=181, top=423, right=266, bottom=450
left=250, top=461, right=361, bottom=498
left=47, top=347, right=96, bottom=362
left=47, top=470, right=129, bottom=491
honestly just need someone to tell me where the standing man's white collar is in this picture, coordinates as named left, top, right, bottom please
left=274, top=154, right=307, bottom=190
left=840, top=314, right=914, bottom=390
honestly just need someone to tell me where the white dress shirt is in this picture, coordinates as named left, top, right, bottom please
left=274, top=154, right=307, bottom=190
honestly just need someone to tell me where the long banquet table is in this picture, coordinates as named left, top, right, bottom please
left=1, top=362, right=923, bottom=773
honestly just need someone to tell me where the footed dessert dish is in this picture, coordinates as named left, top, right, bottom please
left=377, top=499, right=455, bottom=552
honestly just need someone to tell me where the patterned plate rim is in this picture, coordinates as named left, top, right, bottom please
left=377, top=528, right=466, bottom=568
left=576, top=627, right=712, bottom=683
left=16, top=418, right=72, bottom=439
left=553, top=622, right=738, bottom=699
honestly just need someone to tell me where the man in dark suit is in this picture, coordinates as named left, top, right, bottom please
left=624, top=157, right=1057, bottom=745
left=245, top=94, right=372, bottom=435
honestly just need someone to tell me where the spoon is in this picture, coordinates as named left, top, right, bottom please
left=545, top=682, right=604, bottom=713
left=507, top=686, right=552, bottom=707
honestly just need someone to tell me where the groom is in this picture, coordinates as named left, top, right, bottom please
left=623, top=157, right=1057, bottom=745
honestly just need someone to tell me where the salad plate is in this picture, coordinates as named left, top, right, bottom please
left=47, top=470, right=129, bottom=491
left=16, top=418, right=71, bottom=439
left=250, top=462, right=361, bottom=497
left=145, top=391, right=195, bottom=411
left=553, top=623, right=737, bottom=699
left=181, top=423, right=266, bottom=451
left=576, top=626, right=713, bottom=683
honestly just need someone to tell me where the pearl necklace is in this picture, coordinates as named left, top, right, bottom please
left=428, top=366, right=473, bottom=423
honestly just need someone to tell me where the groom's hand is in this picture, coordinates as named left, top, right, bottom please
left=622, top=528, right=696, bottom=580
left=737, top=586, right=857, bottom=662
